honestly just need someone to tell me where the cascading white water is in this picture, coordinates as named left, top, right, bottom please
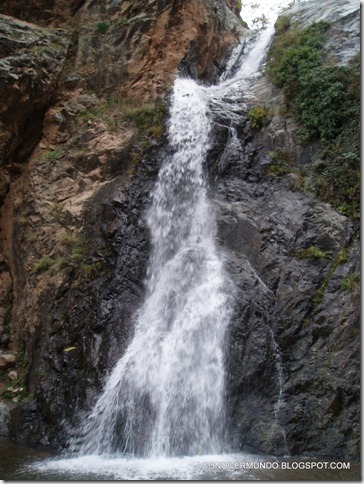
left=77, top=78, right=233, bottom=457
left=71, top=27, right=275, bottom=461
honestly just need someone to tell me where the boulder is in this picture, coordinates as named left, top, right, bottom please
left=0, top=353, right=16, bottom=370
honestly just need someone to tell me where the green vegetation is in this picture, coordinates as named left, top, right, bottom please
left=59, top=231, right=80, bottom=247
left=79, top=263, right=101, bottom=280
left=274, top=15, right=291, bottom=35
left=79, top=96, right=166, bottom=139
left=32, top=231, right=100, bottom=282
left=336, top=248, right=349, bottom=265
left=123, top=102, right=156, bottom=128
left=268, top=149, right=292, bottom=176
left=247, top=106, right=269, bottom=130
left=313, top=247, right=350, bottom=305
left=122, top=101, right=167, bottom=137
left=95, top=22, right=110, bottom=34
left=341, top=273, right=360, bottom=292
left=17, top=349, right=27, bottom=366
left=295, top=245, right=332, bottom=261
left=0, top=375, right=27, bottom=402
left=80, top=98, right=121, bottom=132
left=33, top=256, right=54, bottom=274
left=268, top=20, right=360, bottom=218
left=56, top=230, right=101, bottom=281
left=41, top=149, right=62, bottom=160
left=56, top=257, right=70, bottom=269
left=269, top=21, right=330, bottom=91
left=50, top=202, right=65, bottom=223
left=77, top=94, right=166, bottom=179
left=93, top=18, right=127, bottom=36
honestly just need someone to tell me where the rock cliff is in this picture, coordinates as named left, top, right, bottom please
left=215, top=0, right=359, bottom=458
left=0, top=0, right=360, bottom=461
left=0, top=0, right=244, bottom=448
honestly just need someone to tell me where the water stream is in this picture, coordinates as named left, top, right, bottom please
left=75, top=73, right=234, bottom=458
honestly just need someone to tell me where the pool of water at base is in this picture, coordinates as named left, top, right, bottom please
left=0, top=438, right=360, bottom=481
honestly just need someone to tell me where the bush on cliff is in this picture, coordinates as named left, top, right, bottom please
left=268, top=20, right=360, bottom=218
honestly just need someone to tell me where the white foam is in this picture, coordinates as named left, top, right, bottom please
left=30, top=453, right=264, bottom=480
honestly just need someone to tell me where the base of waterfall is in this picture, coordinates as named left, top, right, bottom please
left=24, top=452, right=359, bottom=481
left=29, top=453, right=261, bottom=480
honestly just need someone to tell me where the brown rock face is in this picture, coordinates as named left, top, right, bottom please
left=0, top=0, right=244, bottom=449
left=0, top=15, right=69, bottom=203
left=0, top=0, right=86, bottom=25
left=72, top=0, right=244, bottom=99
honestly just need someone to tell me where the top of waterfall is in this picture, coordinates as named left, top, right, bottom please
left=240, top=0, right=309, bottom=29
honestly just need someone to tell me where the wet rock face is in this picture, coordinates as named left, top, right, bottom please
left=215, top=174, right=359, bottom=458
left=4, top=138, right=164, bottom=448
left=206, top=0, right=360, bottom=457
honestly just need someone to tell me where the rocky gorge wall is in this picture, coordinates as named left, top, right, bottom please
left=0, top=0, right=360, bottom=461
left=0, top=0, right=244, bottom=447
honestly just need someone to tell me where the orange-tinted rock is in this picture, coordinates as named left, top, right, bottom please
left=73, top=0, right=245, bottom=100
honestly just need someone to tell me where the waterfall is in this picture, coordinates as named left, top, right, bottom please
left=77, top=78, right=233, bottom=457
left=74, top=27, right=275, bottom=459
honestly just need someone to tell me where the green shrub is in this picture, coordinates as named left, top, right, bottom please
left=122, top=100, right=167, bottom=137
left=41, top=149, right=61, bottom=160
left=337, top=248, right=349, bottom=265
left=123, top=102, right=156, bottom=128
left=70, top=246, right=85, bottom=263
left=275, top=15, right=291, bottom=34
left=268, top=20, right=360, bottom=218
left=312, top=247, right=351, bottom=305
left=33, top=257, right=54, bottom=274
left=269, top=21, right=329, bottom=91
left=57, top=257, right=70, bottom=269
left=268, top=149, right=292, bottom=176
left=341, top=273, right=360, bottom=292
left=79, top=263, right=100, bottom=280
left=295, top=245, right=331, bottom=261
left=247, top=106, right=268, bottom=130
left=295, top=66, right=350, bottom=143
left=95, top=22, right=110, bottom=34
